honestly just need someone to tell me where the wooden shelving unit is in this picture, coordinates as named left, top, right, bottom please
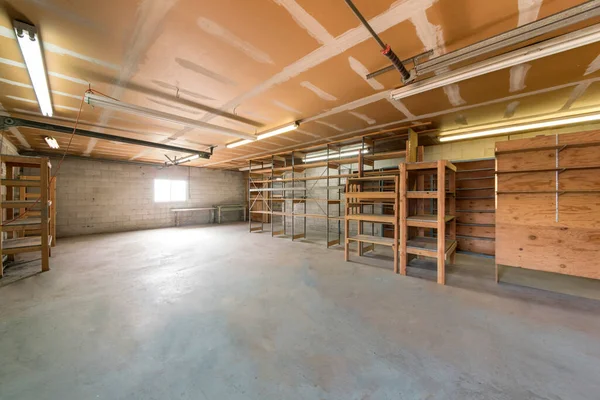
left=399, top=160, right=457, bottom=285
left=344, top=173, right=399, bottom=273
left=246, top=124, right=429, bottom=249
left=453, top=159, right=495, bottom=256
left=1, top=155, right=53, bottom=278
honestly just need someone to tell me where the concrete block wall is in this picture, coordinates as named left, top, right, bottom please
left=52, top=158, right=245, bottom=237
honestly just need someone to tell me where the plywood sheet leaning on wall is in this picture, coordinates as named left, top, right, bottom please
left=495, top=130, right=600, bottom=280
left=454, top=160, right=495, bottom=256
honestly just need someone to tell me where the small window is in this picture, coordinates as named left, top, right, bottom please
left=154, top=179, right=187, bottom=202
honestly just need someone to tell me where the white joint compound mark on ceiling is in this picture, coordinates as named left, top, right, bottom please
left=197, top=17, right=274, bottom=64
left=348, top=111, right=376, bottom=125
left=561, top=82, right=591, bottom=111
left=273, top=100, right=302, bottom=114
left=0, top=57, right=88, bottom=85
left=300, top=81, right=337, bottom=101
left=517, top=0, right=543, bottom=27
left=504, top=101, right=520, bottom=118
left=409, top=9, right=466, bottom=107
left=94, top=0, right=180, bottom=154
left=272, top=0, right=334, bottom=45
left=386, top=98, right=415, bottom=119
left=348, top=56, right=384, bottom=90
left=7, top=127, right=31, bottom=149
left=237, top=110, right=274, bottom=123
left=0, top=26, right=119, bottom=70
left=55, top=104, right=81, bottom=112
left=6, top=95, right=37, bottom=104
left=509, top=64, right=531, bottom=92
left=147, top=98, right=202, bottom=115
left=194, top=0, right=436, bottom=128
left=314, top=121, right=344, bottom=132
left=585, top=54, right=600, bottom=75
left=130, top=149, right=149, bottom=161
left=443, top=84, right=466, bottom=106
left=83, top=138, right=98, bottom=156
left=296, top=128, right=321, bottom=138
left=304, top=91, right=389, bottom=122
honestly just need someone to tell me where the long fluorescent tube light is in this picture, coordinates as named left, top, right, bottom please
left=226, top=122, right=298, bottom=148
left=84, top=93, right=255, bottom=141
left=13, top=21, right=53, bottom=117
left=226, top=139, right=253, bottom=149
left=439, top=112, right=600, bottom=142
left=304, top=149, right=369, bottom=162
left=174, top=154, right=200, bottom=164
left=391, top=23, right=600, bottom=101
left=44, top=136, right=59, bottom=149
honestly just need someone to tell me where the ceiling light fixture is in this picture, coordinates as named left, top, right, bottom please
left=84, top=93, right=256, bottom=141
left=13, top=21, right=53, bottom=117
left=304, top=149, right=369, bottom=162
left=44, top=136, right=59, bottom=149
left=439, top=112, right=600, bottom=142
left=174, top=154, right=200, bottom=164
left=391, top=23, right=600, bottom=101
left=226, top=122, right=299, bottom=148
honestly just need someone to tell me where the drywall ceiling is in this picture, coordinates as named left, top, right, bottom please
left=1, top=0, right=599, bottom=169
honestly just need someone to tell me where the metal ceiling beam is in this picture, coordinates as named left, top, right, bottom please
left=0, top=116, right=213, bottom=159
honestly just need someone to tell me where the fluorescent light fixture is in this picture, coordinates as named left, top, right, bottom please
left=439, top=112, right=600, bottom=142
left=238, top=163, right=273, bottom=171
left=226, top=139, right=253, bottom=149
left=391, top=23, right=600, bottom=101
left=226, top=122, right=298, bottom=148
left=257, top=122, right=298, bottom=139
left=304, top=149, right=369, bottom=162
left=44, top=136, right=59, bottom=149
left=84, top=93, right=255, bottom=141
left=13, top=21, right=53, bottom=117
left=174, top=154, right=200, bottom=164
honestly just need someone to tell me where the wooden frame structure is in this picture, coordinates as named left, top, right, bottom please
left=1, top=155, right=53, bottom=277
left=344, top=173, right=400, bottom=273
left=399, top=160, right=457, bottom=285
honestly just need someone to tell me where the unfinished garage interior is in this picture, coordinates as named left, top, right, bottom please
left=1, top=0, right=600, bottom=398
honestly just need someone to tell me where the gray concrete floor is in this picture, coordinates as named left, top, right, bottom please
left=1, top=223, right=599, bottom=400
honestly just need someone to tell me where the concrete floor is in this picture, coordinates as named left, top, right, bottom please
left=1, top=223, right=599, bottom=400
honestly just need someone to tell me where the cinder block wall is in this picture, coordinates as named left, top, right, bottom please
left=52, top=158, right=245, bottom=237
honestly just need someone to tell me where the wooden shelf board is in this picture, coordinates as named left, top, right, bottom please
left=0, top=200, right=50, bottom=209
left=347, top=192, right=397, bottom=199
left=364, top=150, right=407, bottom=161
left=456, top=187, right=494, bottom=191
left=347, top=175, right=397, bottom=182
left=346, top=214, right=396, bottom=223
left=1, top=179, right=41, bottom=187
left=406, top=191, right=454, bottom=198
left=2, top=235, right=52, bottom=255
left=407, top=214, right=455, bottom=228
left=456, top=168, right=494, bottom=173
left=406, top=237, right=457, bottom=258
left=347, top=234, right=397, bottom=246
left=406, top=160, right=457, bottom=172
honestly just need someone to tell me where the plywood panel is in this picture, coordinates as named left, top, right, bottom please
left=496, top=224, right=600, bottom=279
left=457, top=224, right=495, bottom=238
left=457, top=237, right=495, bottom=256
left=496, top=131, right=600, bottom=280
